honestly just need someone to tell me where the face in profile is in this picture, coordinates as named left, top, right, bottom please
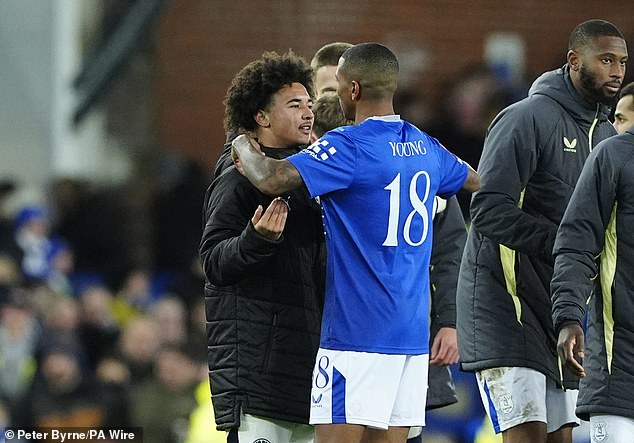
left=260, top=82, right=314, bottom=147
left=613, top=94, right=634, bottom=134
left=576, top=36, right=628, bottom=106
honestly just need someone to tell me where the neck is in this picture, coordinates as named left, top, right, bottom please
left=354, top=100, right=395, bottom=124
left=256, top=131, right=283, bottom=149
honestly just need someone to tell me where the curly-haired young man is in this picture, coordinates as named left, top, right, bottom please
left=199, top=51, right=325, bottom=443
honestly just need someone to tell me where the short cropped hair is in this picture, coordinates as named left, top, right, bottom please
left=339, top=43, right=399, bottom=100
left=568, top=19, right=624, bottom=51
left=620, top=82, right=634, bottom=103
left=311, top=42, right=353, bottom=70
left=224, top=51, right=313, bottom=133
left=312, top=93, right=351, bottom=137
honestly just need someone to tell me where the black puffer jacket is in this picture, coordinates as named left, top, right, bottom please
left=200, top=145, right=325, bottom=430
left=552, top=129, right=634, bottom=420
left=457, top=65, right=616, bottom=384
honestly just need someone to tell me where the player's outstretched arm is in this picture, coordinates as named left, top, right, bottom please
left=231, top=134, right=304, bottom=196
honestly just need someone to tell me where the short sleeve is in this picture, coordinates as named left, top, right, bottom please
left=287, top=129, right=356, bottom=198
left=434, top=141, right=469, bottom=197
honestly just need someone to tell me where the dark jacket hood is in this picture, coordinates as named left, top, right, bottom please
left=528, top=65, right=612, bottom=125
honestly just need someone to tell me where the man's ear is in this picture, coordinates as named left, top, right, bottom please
left=567, top=50, right=580, bottom=71
left=255, top=110, right=271, bottom=128
left=351, top=81, right=360, bottom=101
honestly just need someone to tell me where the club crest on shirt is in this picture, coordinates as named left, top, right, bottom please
left=303, top=139, right=337, bottom=161
left=253, top=439, right=271, bottom=443
left=591, top=421, right=608, bottom=442
left=498, top=393, right=514, bottom=414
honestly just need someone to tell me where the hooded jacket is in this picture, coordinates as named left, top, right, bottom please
left=552, top=129, right=634, bottom=420
left=200, top=144, right=325, bottom=430
left=457, top=65, right=616, bottom=383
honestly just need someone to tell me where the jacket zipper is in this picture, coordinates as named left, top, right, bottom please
left=582, top=104, right=600, bottom=305
left=262, top=313, right=278, bottom=372
left=588, top=104, right=600, bottom=152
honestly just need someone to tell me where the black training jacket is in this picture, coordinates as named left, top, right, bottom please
left=200, top=145, right=325, bottom=430
left=457, top=65, right=616, bottom=383
left=552, top=129, right=634, bottom=420
left=427, top=196, right=466, bottom=409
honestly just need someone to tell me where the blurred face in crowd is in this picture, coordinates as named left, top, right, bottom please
left=120, top=317, right=161, bottom=363
left=255, top=82, right=314, bottom=148
left=613, top=94, right=634, bottom=134
left=314, top=65, right=338, bottom=98
left=23, top=217, right=50, bottom=237
left=571, top=35, right=628, bottom=105
left=80, top=286, right=114, bottom=326
left=155, top=349, right=198, bottom=391
left=46, top=298, right=80, bottom=332
left=42, top=352, right=81, bottom=392
left=151, top=297, right=186, bottom=346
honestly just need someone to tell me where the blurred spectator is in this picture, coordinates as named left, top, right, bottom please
left=14, top=205, right=52, bottom=281
left=111, top=269, right=155, bottom=326
left=131, top=345, right=199, bottom=443
left=77, top=285, right=120, bottom=370
left=117, top=315, right=161, bottom=384
left=46, top=237, right=74, bottom=296
left=149, top=295, right=187, bottom=347
left=0, top=290, right=40, bottom=410
left=14, top=333, right=106, bottom=428
left=27, top=282, right=61, bottom=326
left=0, top=255, right=21, bottom=299
left=95, top=356, right=132, bottom=427
left=43, top=296, right=80, bottom=334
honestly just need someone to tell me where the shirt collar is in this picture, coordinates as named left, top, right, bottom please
left=366, top=114, right=401, bottom=122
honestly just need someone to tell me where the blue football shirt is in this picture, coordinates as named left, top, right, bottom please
left=288, top=115, right=468, bottom=354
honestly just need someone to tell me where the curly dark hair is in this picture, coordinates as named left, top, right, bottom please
left=224, top=51, right=314, bottom=133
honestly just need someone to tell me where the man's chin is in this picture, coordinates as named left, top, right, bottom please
left=599, top=92, right=618, bottom=107
left=297, top=135, right=312, bottom=145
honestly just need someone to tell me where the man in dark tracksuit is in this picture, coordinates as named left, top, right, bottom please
left=552, top=128, right=634, bottom=442
left=457, top=20, right=627, bottom=443
left=200, top=51, right=324, bottom=443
